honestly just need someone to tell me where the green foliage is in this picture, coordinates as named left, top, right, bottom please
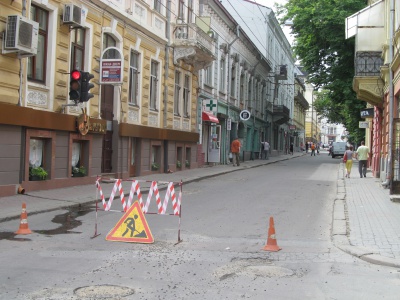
left=29, top=166, right=48, bottom=180
left=176, top=160, right=181, bottom=168
left=72, top=166, right=86, bottom=176
left=277, top=0, right=367, bottom=143
left=151, top=162, right=159, bottom=170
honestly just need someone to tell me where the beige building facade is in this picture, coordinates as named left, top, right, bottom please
left=0, top=0, right=213, bottom=196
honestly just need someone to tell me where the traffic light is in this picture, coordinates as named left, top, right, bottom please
left=69, top=70, right=82, bottom=101
left=80, top=72, right=95, bottom=102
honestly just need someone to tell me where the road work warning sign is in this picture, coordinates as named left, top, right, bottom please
left=106, top=201, right=154, bottom=243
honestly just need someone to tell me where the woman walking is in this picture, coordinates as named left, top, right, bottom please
left=344, top=145, right=354, bottom=178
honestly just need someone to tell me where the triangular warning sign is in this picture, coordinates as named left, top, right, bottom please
left=106, top=201, right=154, bottom=243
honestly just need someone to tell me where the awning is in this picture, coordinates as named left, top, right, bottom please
left=202, top=111, right=219, bottom=123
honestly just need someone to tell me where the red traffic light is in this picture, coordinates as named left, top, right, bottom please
left=71, top=70, right=81, bottom=80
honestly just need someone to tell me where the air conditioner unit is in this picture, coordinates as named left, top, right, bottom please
left=275, top=65, right=288, bottom=80
left=4, top=15, right=39, bottom=55
left=63, top=4, right=83, bottom=27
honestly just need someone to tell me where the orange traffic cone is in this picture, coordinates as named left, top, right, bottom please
left=15, top=202, right=32, bottom=235
left=263, top=217, right=281, bottom=252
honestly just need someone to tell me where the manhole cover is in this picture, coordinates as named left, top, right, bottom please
left=74, top=285, right=134, bottom=299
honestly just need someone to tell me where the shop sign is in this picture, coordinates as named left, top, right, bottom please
left=240, top=110, right=251, bottom=121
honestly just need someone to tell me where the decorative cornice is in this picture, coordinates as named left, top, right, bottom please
left=353, top=76, right=384, bottom=107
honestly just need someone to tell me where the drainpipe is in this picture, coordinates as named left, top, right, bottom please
left=162, top=0, right=171, bottom=173
left=225, top=25, right=240, bottom=164
left=18, top=0, right=27, bottom=107
left=163, top=0, right=171, bottom=129
left=382, top=0, right=394, bottom=187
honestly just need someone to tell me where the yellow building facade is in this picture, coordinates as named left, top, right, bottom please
left=0, top=0, right=212, bottom=196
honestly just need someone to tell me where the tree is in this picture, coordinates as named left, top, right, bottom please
left=276, top=0, right=367, bottom=144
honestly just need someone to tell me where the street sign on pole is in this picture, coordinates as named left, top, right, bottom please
left=227, top=118, right=231, bottom=130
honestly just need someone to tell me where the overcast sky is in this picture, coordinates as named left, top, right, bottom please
left=257, top=0, right=288, bottom=11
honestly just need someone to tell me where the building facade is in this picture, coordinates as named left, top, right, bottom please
left=346, top=0, right=400, bottom=190
left=197, top=0, right=296, bottom=164
left=0, top=0, right=213, bottom=196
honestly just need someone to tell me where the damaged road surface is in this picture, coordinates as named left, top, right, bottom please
left=1, top=157, right=400, bottom=299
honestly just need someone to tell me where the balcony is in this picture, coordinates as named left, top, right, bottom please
left=265, top=101, right=273, bottom=113
left=272, top=105, right=290, bottom=125
left=353, top=51, right=384, bottom=106
left=172, top=23, right=216, bottom=71
left=294, top=90, right=309, bottom=110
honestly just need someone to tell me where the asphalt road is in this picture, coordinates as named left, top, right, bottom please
left=1, top=153, right=400, bottom=300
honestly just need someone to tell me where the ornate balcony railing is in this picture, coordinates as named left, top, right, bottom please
left=273, top=105, right=290, bottom=116
left=172, top=23, right=216, bottom=71
left=355, top=51, right=383, bottom=77
left=272, top=105, right=290, bottom=125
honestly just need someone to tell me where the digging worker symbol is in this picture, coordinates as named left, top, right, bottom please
left=122, top=215, right=143, bottom=237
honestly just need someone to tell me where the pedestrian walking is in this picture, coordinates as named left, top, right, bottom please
left=310, top=143, right=316, bottom=156
left=289, top=143, right=294, bottom=155
left=344, top=145, right=354, bottom=178
left=356, top=141, right=369, bottom=178
left=231, top=137, right=241, bottom=166
left=305, top=142, right=309, bottom=154
left=261, top=140, right=270, bottom=160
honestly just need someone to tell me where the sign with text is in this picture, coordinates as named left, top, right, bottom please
left=100, top=47, right=123, bottom=84
left=360, top=108, right=374, bottom=118
left=359, top=121, right=369, bottom=128
left=227, top=118, right=231, bottom=130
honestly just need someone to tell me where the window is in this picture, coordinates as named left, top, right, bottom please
left=178, top=0, right=185, bottom=20
left=219, top=57, right=226, bottom=91
left=239, top=73, right=245, bottom=101
left=187, top=0, right=193, bottom=23
left=151, top=145, right=161, bottom=170
left=103, top=34, right=117, bottom=59
left=150, top=60, right=159, bottom=110
left=154, top=0, right=161, bottom=13
left=231, top=63, right=236, bottom=96
left=174, top=71, right=181, bottom=115
left=247, top=79, right=252, bottom=104
left=28, top=5, right=48, bottom=83
left=204, top=64, right=212, bottom=86
left=29, top=139, right=44, bottom=168
left=183, top=75, right=190, bottom=117
left=70, top=28, right=85, bottom=71
left=129, top=51, right=140, bottom=105
left=71, top=142, right=87, bottom=177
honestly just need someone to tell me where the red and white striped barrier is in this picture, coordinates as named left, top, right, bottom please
left=94, top=177, right=183, bottom=243
left=95, top=178, right=181, bottom=215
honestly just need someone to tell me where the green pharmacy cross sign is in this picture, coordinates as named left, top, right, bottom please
left=203, top=99, right=217, bottom=113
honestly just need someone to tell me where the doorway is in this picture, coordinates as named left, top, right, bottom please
left=129, top=138, right=138, bottom=177
left=207, top=124, right=221, bottom=163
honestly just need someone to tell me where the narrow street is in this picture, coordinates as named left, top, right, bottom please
left=1, top=153, right=399, bottom=300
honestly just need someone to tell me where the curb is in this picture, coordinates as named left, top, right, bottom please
left=332, top=162, right=400, bottom=268
left=0, top=154, right=304, bottom=224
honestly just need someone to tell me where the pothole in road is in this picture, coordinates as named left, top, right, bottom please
left=74, top=285, right=135, bottom=299
left=215, top=257, right=298, bottom=280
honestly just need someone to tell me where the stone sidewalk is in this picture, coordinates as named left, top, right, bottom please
left=333, top=161, right=400, bottom=268
left=1, top=151, right=400, bottom=268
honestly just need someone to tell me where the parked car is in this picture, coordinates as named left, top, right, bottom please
left=331, top=142, right=347, bottom=158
